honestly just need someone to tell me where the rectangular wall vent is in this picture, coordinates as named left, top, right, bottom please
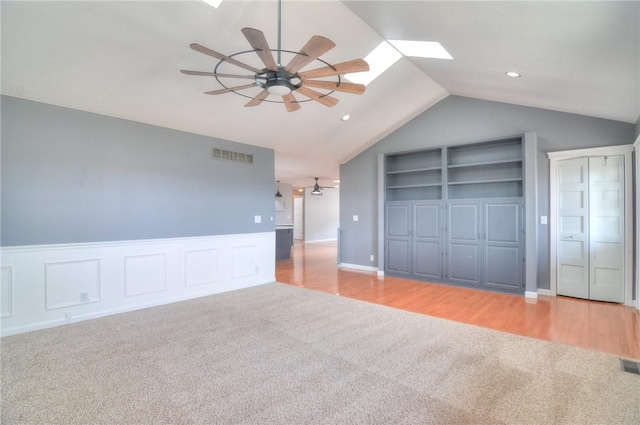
left=212, top=148, right=254, bottom=165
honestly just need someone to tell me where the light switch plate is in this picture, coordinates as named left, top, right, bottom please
left=254, top=215, right=261, bottom=223
left=540, top=216, right=547, bottom=225
left=353, top=215, right=359, bottom=222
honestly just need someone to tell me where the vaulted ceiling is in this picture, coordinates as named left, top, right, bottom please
left=2, top=1, right=638, bottom=189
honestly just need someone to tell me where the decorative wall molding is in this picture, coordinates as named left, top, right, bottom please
left=1, top=267, right=13, bottom=318
left=185, top=248, right=218, bottom=287
left=45, top=259, right=101, bottom=310
left=0, top=232, right=275, bottom=336
left=124, top=253, right=167, bottom=297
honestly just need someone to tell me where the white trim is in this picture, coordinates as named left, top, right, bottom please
left=537, top=288, right=552, bottom=296
left=0, top=233, right=276, bottom=336
left=339, top=263, right=378, bottom=273
left=634, top=135, right=640, bottom=311
left=377, top=270, right=385, bottom=277
left=304, top=238, right=337, bottom=244
left=548, top=144, right=634, bottom=160
left=548, top=144, right=634, bottom=305
left=525, top=291, right=538, bottom=299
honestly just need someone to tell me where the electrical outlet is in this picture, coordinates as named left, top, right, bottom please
left=370, top=254, right=375, bottom=262
left=254, top=215, right=261, bottom=223
left=80, top=292, right=89, bottom=302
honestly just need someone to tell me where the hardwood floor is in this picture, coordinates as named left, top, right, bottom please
left=276, top=241, right=640, bottom=361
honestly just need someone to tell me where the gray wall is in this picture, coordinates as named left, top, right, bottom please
left=1, top=96, right=275, bottom=246
left=636, top=115, right=640, bottom=139
left=340, top=95, right=635, bottom=290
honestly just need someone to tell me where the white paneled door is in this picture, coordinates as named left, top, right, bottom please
left=588, top=156, right=625, bottom=302
left=556, top=156, right=625, bottom=302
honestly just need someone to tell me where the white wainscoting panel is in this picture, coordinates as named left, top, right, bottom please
left=124, top=254, right=167, bottom=297
left=1, top=267, right=13, bottom=318
left=45, top=259, right=101, bottom=310
left=0, top=232, right=275, bottom=336
left=231, top=245, right=259, bottom=279
left=185, top=249, right=218, bottom=287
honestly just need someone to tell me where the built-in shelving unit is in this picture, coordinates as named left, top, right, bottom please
left=446, top=138, right=522, bottom=199
left=385, top=149, right=442, bottom=201
left=383, top=136, right=525, bottom=295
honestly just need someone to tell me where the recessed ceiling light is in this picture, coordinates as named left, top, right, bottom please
left=345, top=41, right=402, bottom=86
left=387, top=40, right=453, bottom=60
left=506, top=71, right=521, bottom=78
left=201, top=0, right=222, bottom=8
left=341, top=114, right=351, bottom=121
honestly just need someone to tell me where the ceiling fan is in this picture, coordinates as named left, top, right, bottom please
left=181, top=0, right=370, bottom=112
left=310, top=177, right=324, bottom=195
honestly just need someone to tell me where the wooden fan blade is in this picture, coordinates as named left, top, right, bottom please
left=241, top=28, right=278, bottom=71
left=302, top=80, right=365, bottom=95
left=181, top=70, right=255, bottom=79
left=245, top=90, right=270, bottom=107
left=296, top=87, right=339, bottom=107
left=285, top=36, right=336, bottom=74
left=298, top=59, right=369, bottom=79
left=204, top=83, right=257, bottom=95
left=282, top=93, right=301, bottom=112
left=189, top=43, right=262, bottom=74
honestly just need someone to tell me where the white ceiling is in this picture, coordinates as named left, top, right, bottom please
left=2, top=1, right=638, bottom=189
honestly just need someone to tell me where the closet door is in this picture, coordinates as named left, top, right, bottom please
left=557, top=158, right=590, bottom=299
left=588, top=156, right=625, bottom=303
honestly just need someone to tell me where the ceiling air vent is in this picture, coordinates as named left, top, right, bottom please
left=212, top=148, right=254, bottom=165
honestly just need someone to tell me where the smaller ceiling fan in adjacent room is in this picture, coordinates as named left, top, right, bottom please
left=310, top=177, right=323, bottom=195
left=180, top=0, right=369, bottom=112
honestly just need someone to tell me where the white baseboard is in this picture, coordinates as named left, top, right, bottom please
left=537, top=289, right=552, bottom=296
left=304, top=238, right=337, bottom=244
left=525, top=291, right=538, bottom=299
left=0, top=232, right=275, bottom=336
left=339, top=263, right=378, bottom=273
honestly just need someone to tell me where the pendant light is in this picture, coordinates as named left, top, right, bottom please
left=275, top=180, right=283, bottom=198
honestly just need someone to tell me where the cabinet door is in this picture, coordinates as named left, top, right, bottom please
left=446, top=202, right=481, bottom=286
left=483, top=200, right=523, bottom=292
left=413, top=202, right=442, bottom=280
left=385, top=203, right=411, bottom=274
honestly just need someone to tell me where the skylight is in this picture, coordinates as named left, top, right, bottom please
left=201, top=0, right=222, bottom=8
left=344, top=41, right=402, bottom=86
left=387, top=40, right=453, bottom=60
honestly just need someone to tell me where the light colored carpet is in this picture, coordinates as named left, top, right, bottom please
left=2, top=282, right=639, bottom=424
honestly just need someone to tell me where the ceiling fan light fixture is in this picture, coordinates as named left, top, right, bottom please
left=266, top=79, right=294, bottom=95
left=311, top=177, right=323, bottom=195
